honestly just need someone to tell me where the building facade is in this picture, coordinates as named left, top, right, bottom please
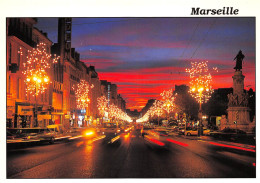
left=7, top=18, right=53, bottom=128
left=6, top=17, right=128, bottom=129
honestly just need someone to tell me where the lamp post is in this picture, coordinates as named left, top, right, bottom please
left=26, top=75, right=49, bottom=127
left=163, top=101, right=172, bottom=126
left=186, top=61, right=214, bottom=136
left=160, top=89, right=176, bottom=127
left=23, top=43, right=59, bottom=128
left=97, top=96, right=108, bottom=125
left=74, top=79, right=92, bottom=127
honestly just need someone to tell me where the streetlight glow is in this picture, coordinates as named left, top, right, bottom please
left=186, top=61, right=214, bottom=136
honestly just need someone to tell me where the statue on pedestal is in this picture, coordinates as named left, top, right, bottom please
left=233, top=50, right=245, bottom=71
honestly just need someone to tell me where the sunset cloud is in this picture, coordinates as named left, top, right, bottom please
left=36, top=18, right=255, bottom=110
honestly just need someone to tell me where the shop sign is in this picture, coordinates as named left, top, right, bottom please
left=18, top=106, right=33, bottom=116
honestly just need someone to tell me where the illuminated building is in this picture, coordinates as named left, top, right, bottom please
left=7, top=18, right=128, bottom=129
left=89, top=66, right=102, bottom=124
left=6, top=18, right=53, bottom=128
left=117, top=94, right=126, bottom=112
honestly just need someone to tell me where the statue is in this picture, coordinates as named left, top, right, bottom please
left=233, top=50, right=245, bottom=71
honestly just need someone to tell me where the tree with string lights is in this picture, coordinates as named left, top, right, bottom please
left=97, top=96, right=108, bottom=123
left=160, top=89, right=176, bottom=124
left=73, top=79, right=93, bottom=110
left=73, top=79, right=94, bottom=126
left=186, top=61, right=214, bottom=136
left=22, top=42, right=59, bottom=127
left=150, top=100, right=163, bottom=126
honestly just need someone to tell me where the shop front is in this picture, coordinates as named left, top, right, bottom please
left=15, top=104, right=34, bottom=128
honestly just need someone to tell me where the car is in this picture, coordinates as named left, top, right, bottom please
left=142, top=128, right=170, bottom=149
left=178, top=127, right=185, bottom=135
left=203, top=128, right=211, bottom=136
left=141, top=126, right=154, bottom=136
left=100, top=122, right=122, bottom=144
left=7, top=128, right=55, bottom=144
left=185, top=129, right=198, bottom=136
left=120, top=125, right=133, bottom=133
left=47, top=124, right=71, bottom=141
left=68, top=127, right=85, bottom=136
left=221, top=128, right=246, bottom=134
left=82, top=127, right=101, bottom=140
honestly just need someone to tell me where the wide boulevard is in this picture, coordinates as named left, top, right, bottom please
left=7, top=129, right=255, bottom=178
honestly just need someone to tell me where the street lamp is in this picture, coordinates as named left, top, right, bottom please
left=97, top=96, right=108, bottom=124
left=26, top=75, right=49, bottom=127
left=160, top=89, right=176, bottom=126
left=23, top=43, right=59, bottom=128
left=186, top=61, right=214, bottom=136
left=74, top=79, right=92, bottom=127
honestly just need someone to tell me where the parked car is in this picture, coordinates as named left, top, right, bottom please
left=68, top=127, right=85, bottom=136
left=185, top=129, right=198, bottom=136
left=7, top=128, right=55, bottom=144
left=47, top=124, right=70, bottom=141
left=203, top=128, right=211, bottom=136
left=221, top=128, right=246, bottom=134
left=178, top=127, right=185, bottom=135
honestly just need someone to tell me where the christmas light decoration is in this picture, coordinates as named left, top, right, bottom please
left=160, top=89, right=176, bottom=114
left=23, top=42, right=59, bottom=96
left=186, top=61, right=214, bottom=136
left=73, top=79, right=92, bottom=110
left=108, top=103, right=132, bottom=123
left=97, top=96, right=108, bottom=116
left=185, top=61, right=214, bottom=104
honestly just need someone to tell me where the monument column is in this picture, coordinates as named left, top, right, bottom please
left=232, top=71, right=245, bottom=97
left=226, top=50, right=252, bottom=132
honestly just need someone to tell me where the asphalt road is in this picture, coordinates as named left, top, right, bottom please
left=7, top=129, right=256, bottom=178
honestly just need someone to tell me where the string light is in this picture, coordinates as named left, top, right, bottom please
left=97, top=96, right=108, bottom=116
left=23, top=42, right=59, bottom=96
left=73, top=79, right=92, bottom=110
left=185, top=61, right=214, bottom=104
left=160, top=89, right=176, bottom=114
left=108, top=103, right=132, bottom=123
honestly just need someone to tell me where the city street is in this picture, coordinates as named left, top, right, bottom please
left=7, top=129, right=256, bottom=178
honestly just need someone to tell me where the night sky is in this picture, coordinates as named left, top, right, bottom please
left=35, top=18, right=255, bottom=111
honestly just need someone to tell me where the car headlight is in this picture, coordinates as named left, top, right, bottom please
left=85, top=131, right=94, bottom=136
